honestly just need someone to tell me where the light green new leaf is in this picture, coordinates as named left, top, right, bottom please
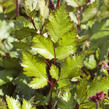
left=81, top=2, right=97, bottom=23
left=32, top=35, right=54, bottom=59
left=22, top=52, right=47, bottom=78
left=57, top=31, right=77, bottom=47
left=0, top=20, right=13, bottom=39
left=22, top=99, right=36, bottom=109
left=25, top=0, right=38, bottom=12
left=65, top=0, right=89, bottom=7
left=60, top=90, right=71, bottom=102
left=87, top=77, right=109, bottom=98
left=50, top=65, right=59, bottom=80
left=65, top=0, right=78, bottom=7
left=6, top=96, right=21, bottom=109
left=38, top=0, right=49, bottom=24
left=57, top=94, right=76, bottom=109
left=57, top=79, right=71, bottom=89
left=47, top=4, right=73, bottom=43
left=6, top=96, right=35, bottom=109
left=60, top=55, right=84, bottom=79
left=29, top=77, right=48, bottom=89
left=84, top=55, right=97, bottom=70
left=22, top=52, right=48, bottom=89
left=56, top=46, right=75, bottom=60
left=56, top=31, right=77, bottom=60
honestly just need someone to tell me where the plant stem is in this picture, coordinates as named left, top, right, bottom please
left=53, top=47, right=56, bottom=65
left=87, top=0, right=91, bottom=3
left=29, top=17, right=37, bottom=30
left=48, top=81, right=55, bottom=109
left=20, top=0, right=37, bottom=31
left=0, top=38, right=10, bottom=57
left=21, top=0, right=25, bottom=8
left=77, top=6, right=81, bottom=31
left=16, top=0, right=20, bottom=17
left=96, top=102, right=99, bottom=109
left=74, top=103, right=79, bottom=109
left=56, top=0, right=60, bottom=8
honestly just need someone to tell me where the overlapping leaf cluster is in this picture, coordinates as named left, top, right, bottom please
left=0, top=0, right=109, bottom=109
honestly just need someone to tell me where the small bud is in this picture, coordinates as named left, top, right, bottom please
left=89, top=91, right=106, bottom=103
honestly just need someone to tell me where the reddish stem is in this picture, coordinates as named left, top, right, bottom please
left=87, top=0, right=91, bottom=3
left=48, top=81, right=55, bottom=109
left=74, top=104, right=79, bottom=109
left=29, top=17, right=37, bottom=30
left=20, top=0, right=37, bottom=31
left=16, top=0, right=20, bottom=17
left=54, top=55, right=56, bottom=65
left=1, top=39, right=10, bottom=57
left=56, top=0, right=60, bottom=8
left=96, top=102, right=99, bottom=109
left=45, top=59, right=51, bottom=67
left=21, top=0, right=25, bottom=8
left=77, top=6, right=81, bottom=31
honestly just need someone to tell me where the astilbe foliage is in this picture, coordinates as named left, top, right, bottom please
left=1, top=0, right=109, bottom=109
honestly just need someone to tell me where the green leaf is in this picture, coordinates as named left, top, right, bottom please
left=25, top=0, right=38, bottom=11
left=0, top=57, right=20, bottom=69
left=47, top=4, right=73, bottom=43
left=56, top=31, right=77, bottom=60
left=105, top=105, right=109, bottom=109
left=22, top=99, right=35, bottom=109
left=0, top=98, right=7, bottom=109
left=25, top=0, right=38, bottom=16
left=6, top=96, right=21, bottom=109
left=0, top=70, right=16, bottom=86
left=22, top=52, right=48, bottom=89
left=1, top=0, right=16, bottom=18
left=81, top=2, right=97, bottom=23
left=14, top=75, right=35, bottom=99
left=76, top=79, right=87, bottom=104
left=84, top=55, right=97, bottom=70
left=60, top=90, right=71, bottom=102
left=57, top=96, right=76, bottom=109
left=50, top=65, right=59, bottom=80
left=89, top=19, right=109, bottom=60
left=13, top=42, right=30, bottom=50
left=79, top=102, right=95, bottom=109
left=32, top=35, right=54, bottom=59
left=56, top=46, right=75, bottom=60
left=87, top=77, right=109, bottom=98
left=65, top=0, right=88, bottom=7
left=38, top=0, right=49, bottom=24
left=65, top=0, right=78, bottom=7
left=22, top=52, right=47, bottom=78
left=29, top=77, right=48, bottom=89
left=60, top=55, right=84, bottom=79
left=0, top=20, right=13, bottom=39
left=57, top=79, right=71, bottom=89
left=13, top=27, right=35, bottom=40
